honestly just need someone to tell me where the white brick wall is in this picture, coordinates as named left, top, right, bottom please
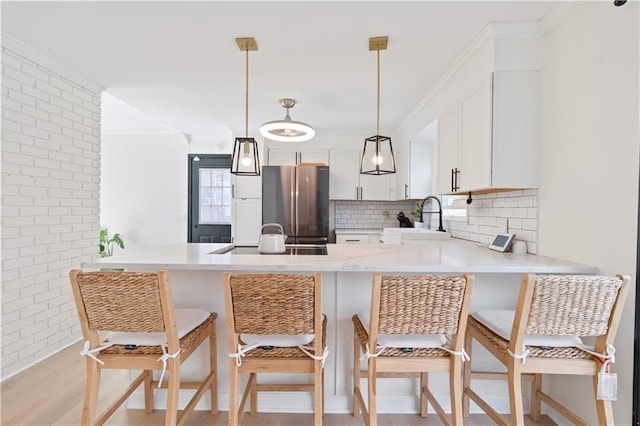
left=1, top=47, right=101, bottom=379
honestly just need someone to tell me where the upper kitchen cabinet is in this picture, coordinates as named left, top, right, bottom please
left=267, top=147, right=329, bottom=166
left=397, top=126, right=434, bottom=200
left=437, top=71, right=540, bottom=194
left=330, top=148, right=393, bottom=200
left=232, top=174, right=261, bottom=199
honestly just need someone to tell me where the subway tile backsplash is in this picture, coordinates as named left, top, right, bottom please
left=335, top=189, right=538, bottom=254
left=335, top=200, right=417, bottom=229
left=427, top=189, right=538, bottom=254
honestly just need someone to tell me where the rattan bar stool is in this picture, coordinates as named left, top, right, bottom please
left=463, top=273, right=630, bottom=426
left=352, top=273, right=474, bottom=426
left=69, top=270, right=218, bottom=426
left=223, top=272, right=326, bottom=426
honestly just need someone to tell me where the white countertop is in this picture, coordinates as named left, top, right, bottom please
left=82, top=240, right=596, bottom=274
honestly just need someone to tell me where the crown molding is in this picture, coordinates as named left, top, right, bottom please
left=398, top=20, right=541, bottom=133
left=489, top=21, right=541, bottom=38
left=1, top=32, right=104, bottom=94
left=398, top=24, right=492, bottom=132
left=540, top=1, right=585, bottom=35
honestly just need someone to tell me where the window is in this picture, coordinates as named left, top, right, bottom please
left=442, top=195, right=468, bottom=221
left=198, top=168, right=232, bottom=224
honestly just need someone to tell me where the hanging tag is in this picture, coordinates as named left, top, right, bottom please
left=597, top=361, right=617, bottom=401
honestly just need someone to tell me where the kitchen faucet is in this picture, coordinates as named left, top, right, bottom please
left=420, top=196, right=446, bottom=232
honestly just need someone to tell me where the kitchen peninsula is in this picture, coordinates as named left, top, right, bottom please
left=82, top=240, right=596, bottom=415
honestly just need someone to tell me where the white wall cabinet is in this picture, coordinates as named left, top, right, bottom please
left=329, top=148, right=393, bottom=200
left=232, top=198, right=262, bottom=246
left=232, top=175, right=262, bottom=199
left=436, top=71, right=539, bottom=194
left=267, top=147, right=329, bottom=166
left=436, top=104, right=460, bottom=194
left=396, top=140, right=432, bottom=200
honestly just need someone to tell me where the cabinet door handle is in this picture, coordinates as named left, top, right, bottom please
left=404, top=184, right=408, bottom=199
left=346, top=239, right=360, bottom=242
left=451, top=169, right=455, bottom=192
left=232, top=184, right=235, bottom=198
left=360, top=187, right=363, bottom=200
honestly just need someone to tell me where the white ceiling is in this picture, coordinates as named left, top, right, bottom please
left=2, top=1, right=560, bottom=138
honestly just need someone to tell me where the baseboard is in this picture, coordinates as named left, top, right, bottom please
left=127, top=390, right=514, bottom=415
left=0, top=337, right=81, bottom=383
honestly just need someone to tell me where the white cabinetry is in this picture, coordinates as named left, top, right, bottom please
left=329, top=149, right=393, bottom=200
left=436, top=104, right=460, bottom=194
left=396, top=140, right=432, bottom=200
left=267, top=148, right=329, bottom=166
left=232, top=198, right=262, bottom=246
left=336, top=234, right=370, bottom=244
left=232, top=175, right=261, bottom=199
left=436, top=71, right=539, bottom=194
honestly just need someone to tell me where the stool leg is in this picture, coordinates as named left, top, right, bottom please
left=507, top=359, right=524, bottom=426
left=463, top=328, right=472, bottom=417
left=530, top=373, right=542, bottom=422
left=249, top=373, right=257, bottom=416
left=420, top=372, right=428, bottom=417
left=314, top=360, right=323, bottom=426
left=368, top=357, right=377, bottom=426
left=82, top=358, right=100, bottom=425
left=165, top=358, right=180, bottom=426
left=210, top=326, right=218, bottom=415
left=228, top=359, right=238, bottom=426
left=450, top=357, right=463, bottom=425
left=593, top=374, right=615, bottom=425
left=144, top=370, right=155, bottom=413
left=353, top=331, right=361, bottom=418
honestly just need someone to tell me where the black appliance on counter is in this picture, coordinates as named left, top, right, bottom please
left=397, top=211, right=414, bottom=228
left=262, top=166, right=330, bottom=244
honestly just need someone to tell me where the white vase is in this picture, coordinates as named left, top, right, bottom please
left=414, top=221, right=424, bottom=228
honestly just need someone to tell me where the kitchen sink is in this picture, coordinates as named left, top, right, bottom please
left=382, top=227, right=451, bottom=243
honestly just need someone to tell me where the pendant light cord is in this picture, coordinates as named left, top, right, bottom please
left=245, top=48, right=249, bottom=138
left=376, top=49, right=380, bottom=136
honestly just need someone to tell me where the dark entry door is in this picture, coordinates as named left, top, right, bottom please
left=188, top=154, right=232, bottom=243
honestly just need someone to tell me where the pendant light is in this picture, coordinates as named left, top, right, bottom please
left=360, top=36, right=396, bottom=175
left=259, top=98, right=315, bottom=142
left=231, top=37, right=261, bottom=176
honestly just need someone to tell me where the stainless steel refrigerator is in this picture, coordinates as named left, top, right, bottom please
left=262, top=166, right=330, bottom=244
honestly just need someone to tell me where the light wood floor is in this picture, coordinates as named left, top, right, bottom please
left=1, top=341, right=555, bottom=425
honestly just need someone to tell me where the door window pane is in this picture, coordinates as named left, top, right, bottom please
left=199, top=168, right=232, bottom=224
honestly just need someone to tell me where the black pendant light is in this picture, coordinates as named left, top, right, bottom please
left=231, top=37, right=260, bottom=176
left=360, top=36, right=396, bottom=175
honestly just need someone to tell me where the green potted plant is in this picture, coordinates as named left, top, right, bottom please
left=410, top=203, right=424, bottom=228
left=99, top=228, right=125, bottom=257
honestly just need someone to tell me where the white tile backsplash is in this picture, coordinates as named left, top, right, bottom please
left=425, top=189, right=539, bottom=254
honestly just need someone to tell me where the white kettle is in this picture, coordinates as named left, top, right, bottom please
left=258, top=223, right=287, bottom=254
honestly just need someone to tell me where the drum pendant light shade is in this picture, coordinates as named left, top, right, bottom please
left=260, top=98, right=315, bottom=142
left=231, top=37, right=260, bottom=176
left=361, top=36, right=396, bottom=175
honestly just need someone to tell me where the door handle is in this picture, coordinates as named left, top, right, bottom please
left=232, top=184, right=235, bottom=198
left=404, top=183, right=408, bottom=199
left=360, top=187, right=363, bottom=200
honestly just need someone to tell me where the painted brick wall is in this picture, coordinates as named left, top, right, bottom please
left=1, top=46, right=101, bottom=379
